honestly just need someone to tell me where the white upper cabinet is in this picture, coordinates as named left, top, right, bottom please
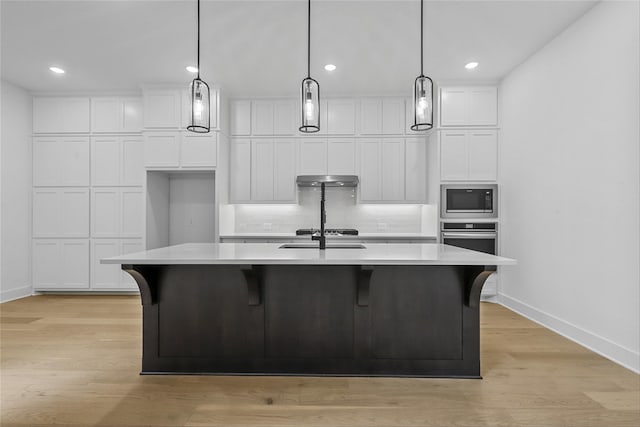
left=440, top=130, right=497, bottom=181
left=230, top=100, right=252, bottom=136
left=143, top=90, right=182, bottom=129
left=33, top=136, right=90, bottom=186
left=439, top=86, right=497, bottom=127
left=326, top=99, right=356, bottom=135
left=91, top=97, right=143, bottom=133
left=33, top=97, right=90, bottom=133
left=273, top=140, right=296, bottom=201
left=251, top=139, right=275, bottom=200
left=121, top=136, right=145, bottom=185
left=405, top=139, right=428, bottom=201
left=273, top=100, right=295, bottom=135
left=381, top=139, right=405, bottom=201
left=327, top=140, right=356, bottom=175
left=358, top=139, right=382, bottom=201
left=229, top=139, right=252, bottom=202
left=360, top=98, right=405, bottom=135
left=181, top=132, right=217, bottom=168
left=144, top=132, right=180, bottom=168
left=91, top=135, right=144, bottom=186
left=252, top=101, right=274, bottom=136
left=298, top=139, right=327, bottom=175
left=360, top=99, right=382, bottom=135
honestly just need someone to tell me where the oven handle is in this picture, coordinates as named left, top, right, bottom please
left=441, top=232, right=497, bottom=239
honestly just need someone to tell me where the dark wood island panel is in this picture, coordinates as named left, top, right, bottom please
left=124, top=263, right=493, bottom=378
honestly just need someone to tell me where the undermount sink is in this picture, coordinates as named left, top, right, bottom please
left=279, top=243, right=366, bottom=249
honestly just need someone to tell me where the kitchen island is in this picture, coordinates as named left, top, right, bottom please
left=104, top=243, right=515, bottom=378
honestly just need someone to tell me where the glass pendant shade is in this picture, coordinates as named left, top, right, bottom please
left=187, top=77, right=210, bottom=133
left=411, top=75, right=433, bottom=131
left=299, top=77, right=320, bottom=133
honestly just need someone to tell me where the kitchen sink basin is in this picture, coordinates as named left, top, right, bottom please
left=279, top=243, right=366, bottom=249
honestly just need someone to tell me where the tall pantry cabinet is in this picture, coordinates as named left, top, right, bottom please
left=32, top=96, right=144, bottom=291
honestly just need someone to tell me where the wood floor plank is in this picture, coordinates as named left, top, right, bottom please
left=1, top=295, right=638, bottom=427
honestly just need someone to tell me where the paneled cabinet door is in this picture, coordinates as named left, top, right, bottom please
left=327, top=99, right=356, bottom=135
left=33, top=136, right=90, bottom=186
left=33, top=188, right=89, bottom=238
left=230, top=139, right=252, bottom=202
left=91, top=136, right=120, bottom=186
left=91, top=188, right=120, bottom=237
left=33, top=239, right=89, bottom=290
left=439, top=88, right=467, bottom=127
left=405, top=139, right=427, bottom=201
left=440, top=86, right=497, bottom=127
left=273, top=140, right=296, bottom=201
left=273, top=100, right=295, bottom=135
left=251, top=139, right=275, bottom=201
left=298, top=139, right=327, bottom=174
left=358, top=139, right=382, bottom=201
left=440, top=132, right=468, bottom=181
left=122, top=98, right=143, bottom=132
left=252, top=101, right=274, bottom=136
left=467, top=131, right=498, bottom=181
left=91, top=98, right=121, bottom=132
left=120, top=188, right=144, bottom=237
left=381, top=139, right=405, bottom=201
left=121, top=137, right=144, bottom=185
left=143, top=90, right=181, bottom=129
left=144, top=132, right=180, bottom=167
left=33, top=97, right=90, bottom=133
left=91, top=240, right=121, bottom=289
left=181, top=132, right=217, bottom=168
left=360, top=98, right=382, bottom=135
left=230, top=100, right=251, bottom=136
left=327, top=140, right=356, bottom=175
left=382, top=98, right=405, bottom=135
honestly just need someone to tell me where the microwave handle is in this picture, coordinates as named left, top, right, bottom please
left=442, top=232, right=497, bottom=239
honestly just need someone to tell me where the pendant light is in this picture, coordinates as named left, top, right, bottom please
left=411, top=0, right=433, bottom=132
left=299, top=0, right=320, bottom=133
left=187, top=0, right=210, bottom=133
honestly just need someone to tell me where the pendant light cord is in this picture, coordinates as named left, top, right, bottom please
left=197, top=0, right=201, bottom=79
left=420, top=0, right=424, bottom=77
left=307, top=0, right=311, bottom=78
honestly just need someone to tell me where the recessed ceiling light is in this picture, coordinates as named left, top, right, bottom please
left=324, top=64, right=336, bottom=72
left=186, top=66, right=198, bottom=73
left=465, top=62, right=479, bottom=70
left=49, top=66, right=65, bottom=74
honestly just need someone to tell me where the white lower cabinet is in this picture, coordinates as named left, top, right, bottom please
left=440, top=130, right=497, bottom=181
left=91, top=239, right=143, bottom=290
left=33, top=239, right=90, bottom=290
left=91, top=188, right=144, bottom=238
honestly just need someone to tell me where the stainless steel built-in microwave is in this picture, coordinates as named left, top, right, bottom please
left=441, top=184, right=498, bottom=219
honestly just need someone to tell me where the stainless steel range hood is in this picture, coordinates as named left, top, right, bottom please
left=296, top=175, right=359, bottom=187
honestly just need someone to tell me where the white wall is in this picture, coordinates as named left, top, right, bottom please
left=1, top=80, right=33, bottom=302
left=498, top=1, right=639, bottom=372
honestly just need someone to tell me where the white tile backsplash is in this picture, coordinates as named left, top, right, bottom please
left=226, top=187, right=436, bottom=234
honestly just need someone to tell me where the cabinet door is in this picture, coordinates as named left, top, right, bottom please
left=273, top=140, right=296, bottom=201
left=440, top=132, right=468, bottom=181
left=91, top=188, right=120, bottom=237
left=91, top=239, right=121, bottom=289
left=144, top=132, right=180, bottom=167
left=33, top=98, right=62, bottom=134
left=381, top=139, right=405, bottom=201
left=32, top=240, right=59, bottom=289
left=468, top=87, right=497, bottom=126
left=122, top=97, right=143, bottom=132
left=327, top=99, right=356, bottom=135
left=143, top=90, right=181, bottom=129
left=298, top=139, right=327, bottom=174
left=467, top=131, right=498, bottom=181
left=121, top=240, right=144, bottom=289
left=120, top=188, right=144, bottom=237
left=60, top=189, right=90, bottom=237
left=358, top=139, right=382, bottom=201
left=230, top=139, right=252, bottom=202
left=121, top=137, right=145, bottom=186
left=405, top=139, right=427, bottom=201
left=382, top=98, right=405, bottom=135
left=33, top=189, right=59, bottom=237
left=274, top=100, right=295, bottom=135
left=252, top=101, right=274, bottom=135
left=251, top=139, right=275, bottom=201
left=360, top=98, right=382, bottom=135
left=181, top=133, right=217, bottom=168
left=91, top=136, right=120, bottom=186
left=327, top=140, right=356, bottom=175
left=33, top=137, right=59, bottom=186
left=440, top=88, right=467, bottom=127
left=91, top=98, right=121, bottom=132
left=59, top=240, right=89, bottom=289
left=60, top=136, right=90, bottom=186
left=62, top=98, right=91, bottom=133
left=230, top=100, right=251, bottom=136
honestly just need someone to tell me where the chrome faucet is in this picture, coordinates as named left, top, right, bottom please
left=311, top=182, right=327, bottom=250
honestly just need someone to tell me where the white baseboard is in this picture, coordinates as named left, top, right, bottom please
left=498, top=293, right=640, bottom=374
left=0, top=286, right=32, bottom=303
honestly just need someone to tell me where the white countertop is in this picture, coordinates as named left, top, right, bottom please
left=220, top=233, right=437, bottom=240
left=103, top=243, right=516, bottom=266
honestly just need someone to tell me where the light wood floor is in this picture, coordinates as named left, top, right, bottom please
left=1, top=295, right=638, bottom=427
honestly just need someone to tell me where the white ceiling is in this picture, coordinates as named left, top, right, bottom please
left=1, top=0, right=597, bottom=97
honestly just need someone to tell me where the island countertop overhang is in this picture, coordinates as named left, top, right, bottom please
left=102, top=242, right=516, bottom=266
